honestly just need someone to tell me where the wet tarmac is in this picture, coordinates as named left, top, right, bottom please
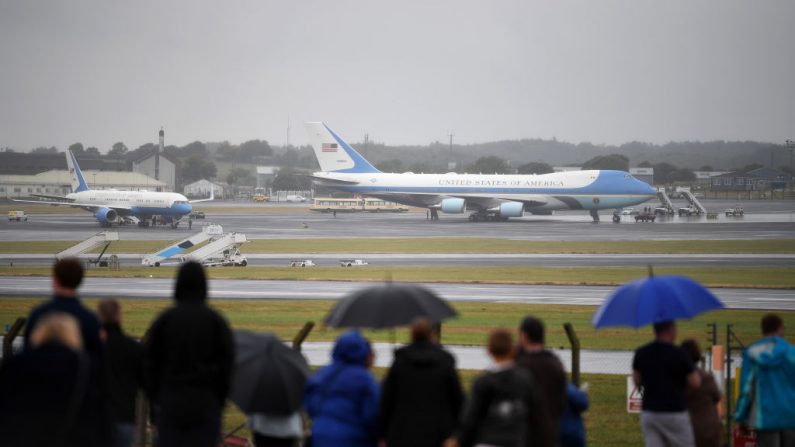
left=1, top=199, right=794, bottom=242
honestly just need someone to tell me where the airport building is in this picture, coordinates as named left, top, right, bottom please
left=629, top=167, right=654, bottom=186
left=256, top=166, right=278, bottom=189
left=183, top=179, right=227, bottom=199
left=0, top=169, right=168, bottom=199
left=709, top=167, right=788, bottom=192
left=132, top=150, right=176, bottom=192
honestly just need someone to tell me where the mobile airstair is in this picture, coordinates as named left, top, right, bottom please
left=181, top=232, right=248, bottom=267
left=655, top=189, right=676, bottom=215
left=681, top=190, right=707, bottom=215
left=142, top=224, right=223, bottom=267
left=56, top=231, right=119, bottom=265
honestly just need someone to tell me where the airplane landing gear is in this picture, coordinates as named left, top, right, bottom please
left=589, top=209, right=600, bottom=223
left=468, top=212, right=509, bottom=222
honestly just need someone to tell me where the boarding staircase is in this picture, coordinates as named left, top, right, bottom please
left=56, top=231, right=119, bottom=264
left=182, top=232, right=248, bottom=267
left=681, top=190, right=707, bottom=215
left=141, top=224, right=223, bottom=267
left=656, top=189, right=676, bottom=215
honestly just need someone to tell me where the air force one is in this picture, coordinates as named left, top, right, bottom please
left=13, top=150, right=212, bottom=228
left=305, top=122, right=656, bottom=222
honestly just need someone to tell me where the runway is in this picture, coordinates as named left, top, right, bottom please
left=3, top=252, right=795, bottom=268
left=1, top=199, right=794, bottom=242
left=1, top=276, right=792, bottom=310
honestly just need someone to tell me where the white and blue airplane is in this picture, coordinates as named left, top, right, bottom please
left=305, top=122, right=657, bottom=222
left=13, top=150, right=212, bottom=228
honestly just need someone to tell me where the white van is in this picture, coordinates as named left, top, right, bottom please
left=284, top=195, right=307, bottom=203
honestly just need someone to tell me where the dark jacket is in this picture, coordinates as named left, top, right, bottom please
left=0, top=343, right=90, bottom=447
left=144, top=266, right=234, bottom=428
left=560, top=382, right=589, bottom=447
left=24, top=294, right=102, bottom=359
left=457, top=365, right=540, bottom=447
left=687, top=370, right=722, bottom=447
left=304, top=331, right=380, bottom=447
left=380, top=340, right=465, bottom=447
left=103, top=322, right=143, bottom=424
left=516, top=349, right=567, bottom=447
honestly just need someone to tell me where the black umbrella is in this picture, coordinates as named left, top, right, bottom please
left=229, top=330, right=310, bottom=415
left=324, top=283, right=458, bottom=329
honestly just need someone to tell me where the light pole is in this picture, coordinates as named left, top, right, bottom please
left=448, top=131, right=454, bottom=170
left=786, top=139, right=794, bottom=190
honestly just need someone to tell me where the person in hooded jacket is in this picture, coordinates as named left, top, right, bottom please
left=380, top=319, right=465, bottom=447
left=734, top=314, right=795, bottom=447
left=144, top=261, right=235, bottom=447
left=304, top=330, right=379, bottom=447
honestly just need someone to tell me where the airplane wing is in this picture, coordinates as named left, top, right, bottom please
left=189, top=185, right=215, bottom=203
left=10, top=198, right=132, bottom=211
left=30, top=193, right=74, bottom=202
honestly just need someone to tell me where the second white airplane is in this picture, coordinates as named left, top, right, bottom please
left=305, top=122, right=657, bottom=222
left=14, top=150, right=212, bottom=228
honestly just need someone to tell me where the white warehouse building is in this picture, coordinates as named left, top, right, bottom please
left=183, top=179, right=226, bottom=199
left=0, top=169, right=168, bottom=199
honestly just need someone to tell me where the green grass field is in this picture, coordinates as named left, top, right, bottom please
left=1, top=238, right=794, bottom=254
left=3, top=298, right=792, bottom=350
left=5, top=297, right=782, bottom=446
left=1, top=265, right=793, bottom=289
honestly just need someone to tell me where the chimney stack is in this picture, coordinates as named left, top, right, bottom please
left=156, top=128, right=163, bottom=192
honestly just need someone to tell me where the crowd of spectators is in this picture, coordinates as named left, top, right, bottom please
left=0, top=258, right=793, bottom=447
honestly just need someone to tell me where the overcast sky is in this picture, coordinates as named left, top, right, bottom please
left=1, top=1, right=793, bottom=151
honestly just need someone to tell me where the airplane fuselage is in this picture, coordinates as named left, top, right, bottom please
left=313, top=169, right=657, bottom=212
left=66, top=190, right=193, bottom=217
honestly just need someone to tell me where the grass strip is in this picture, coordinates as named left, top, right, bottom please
left=1, top=238, right=795, bottom=254
left=0, top=265, right=793, bottom=289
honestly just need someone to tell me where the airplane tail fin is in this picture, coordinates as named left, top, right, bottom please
left=304, top=122, right=380, bottom=173
left=65, top=150, right=89, bottom=193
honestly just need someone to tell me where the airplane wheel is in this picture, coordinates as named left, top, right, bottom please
left=613, top=215, right=621, bottom=223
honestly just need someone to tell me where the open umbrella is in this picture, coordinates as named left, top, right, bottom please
left=592, top=274, right=724, bottom=328
left=324, top=283, right=457, bottom=329
left=229, top=331, right=310, bottom=415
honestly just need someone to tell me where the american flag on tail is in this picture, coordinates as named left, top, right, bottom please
left=322, top=143, right=338, bottom=152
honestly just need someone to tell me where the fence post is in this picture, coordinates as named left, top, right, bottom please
left=563, top=323, right=580, bottom=387
left=2, top=317, right=26, bottom=364
left=293, top=321, right=315, bottom=352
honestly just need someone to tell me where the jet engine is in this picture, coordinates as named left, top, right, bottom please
left=495, top=201, right=524, bottom=218
left=95, top=207, right=118, bottom=226
left=440, top=198, right=466, bottom=214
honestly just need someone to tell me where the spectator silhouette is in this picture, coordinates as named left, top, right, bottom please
left=632, top=321, right=700, bottom=447
left=304, top=330, right=379, bottom=447
left=451, top=329, right=541, bottom=447
left=515, top=315, right=567, bottom=447
left=144, top=261, right=234, bottom=447
left=735, top=314, right=795, bottom=447
left=0, top=313, right=91, bottom=447
left=98, top=299, right=144, bottom=447
left=681, top=339, right=721, bottom=447
left=24, top=258, right=101, bottom=358
left=380, top=318, right=465, bottom=447
left=560, top=382, right=589, bottom=447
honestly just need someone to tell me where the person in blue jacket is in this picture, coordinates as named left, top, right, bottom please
left=304, top=330, right=379, bottom=447
left=560, top=382, right=589, bottom=447
left=734, top=314, right=795, bottom=446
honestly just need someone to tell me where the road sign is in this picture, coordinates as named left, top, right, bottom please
left=627, top=376, right=643, bottom=413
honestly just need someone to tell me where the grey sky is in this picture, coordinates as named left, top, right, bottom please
left=1, top=1, right=793, bottom=151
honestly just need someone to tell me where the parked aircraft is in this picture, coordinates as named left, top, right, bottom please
left=13, top=150, right=212, bottom=228
left=305, top=122, right=656, bottom=221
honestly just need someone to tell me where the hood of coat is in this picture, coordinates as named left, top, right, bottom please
left=174, top=261, right=208, bottom=303
left=332, top=330, right=370, bottom=366
left=747, top=336, right=791, bottom=368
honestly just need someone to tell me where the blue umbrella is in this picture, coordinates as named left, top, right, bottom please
left=592, top=273, right=725, bottom=328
